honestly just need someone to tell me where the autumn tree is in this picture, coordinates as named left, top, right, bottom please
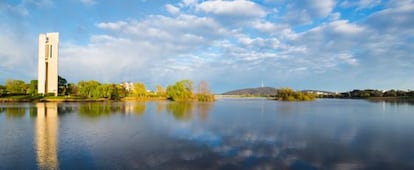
left=276, top=88, right=315, bottom=101
left=155, top=85, right=166, bottom=97
left=133, top=82, right=147, bottom=98
left=197, top=80, right=215, bottom=102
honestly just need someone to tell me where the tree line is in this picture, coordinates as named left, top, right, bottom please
left=0, top=78, right=215, bottom=102
left=321, top=89, right=414, bottom=98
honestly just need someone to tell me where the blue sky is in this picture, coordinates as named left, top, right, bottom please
left=1, top=0, right=413, bottom=93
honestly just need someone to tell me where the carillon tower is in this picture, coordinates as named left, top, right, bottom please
left=38, top=32, right=59, bottom=96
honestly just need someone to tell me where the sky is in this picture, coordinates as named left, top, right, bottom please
left=0, top=0, right=413, bottom=93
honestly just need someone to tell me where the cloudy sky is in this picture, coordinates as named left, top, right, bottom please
left=0, top=0, right=413, bottom=92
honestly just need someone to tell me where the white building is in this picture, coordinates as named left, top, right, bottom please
left=121, top=82, right=134, bottom=92
left=38, top=33, right=59, bottom=96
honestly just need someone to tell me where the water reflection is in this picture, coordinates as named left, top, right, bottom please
left=166, top=102, right=213, bottom=121
left=0, top=107, right=4, bottom=114
left=35, top=103, right=59, bottom=170
left=197, top=102, right=212, bottom=122
left=78, top=102, right=148, bottom=117
left=132, top=102, right=146, bottom=116
left=1, top=100, right=414, bottom=169
left=155, top=101, right=167, bottom=114
left=5, top=107, right=26, bottom=118
left=369, top=98, right=414, bottom=105
left=79, top=102, right=115, bottom=117
left=167, top=102, right=194, bottom=121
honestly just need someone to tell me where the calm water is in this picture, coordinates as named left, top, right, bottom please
left=0, top=99, right=414, bottom=169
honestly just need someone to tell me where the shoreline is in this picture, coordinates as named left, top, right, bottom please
left=0, top=96, right=170, bottom=103
left=2, top=95, right=413, bottom=103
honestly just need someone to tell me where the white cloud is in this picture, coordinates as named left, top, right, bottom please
left=329, top=20, right=365, bottom=34
left=0, top=24, right=37, bottom=82
left=337, top=53, right=359, bottom=66
left=341, top=0, right=382, bottom=9
left=253, top=21, right=279, bottom=33
left=195, top=0, right=267, bottom=26
left=97, top=21, right=128, bottom=31
left=284, top=0, right=335, bottom=25
left=180, top=0, right=198, bottom=7
left=196, top=0, right=266, bottom=18
left=365, top=3, right=414, bottom=34
left=165, top=4, right=180, bottom=15
left=60, top=14, right=232, bottom=85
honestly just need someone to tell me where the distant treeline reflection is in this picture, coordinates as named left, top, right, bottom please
left=0, top=102, right=213, bottom=120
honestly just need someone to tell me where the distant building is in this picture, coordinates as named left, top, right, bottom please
left=121, top=82, right=134, bottom=92
left=38, top=33, right=59, bottom=96
left=301, top=90, right=337, bottom=96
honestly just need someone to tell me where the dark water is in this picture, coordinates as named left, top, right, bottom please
left=0, top=99, right=414, bottom=170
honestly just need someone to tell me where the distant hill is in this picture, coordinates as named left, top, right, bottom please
left=222, top=87, right=278, bottom=96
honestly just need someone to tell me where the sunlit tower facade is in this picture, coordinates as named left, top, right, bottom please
left=38, top=33, right=59, bottom=96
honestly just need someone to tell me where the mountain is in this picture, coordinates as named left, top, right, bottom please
left=222, top=87, right=278, bottom=96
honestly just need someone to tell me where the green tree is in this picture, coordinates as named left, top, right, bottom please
left=5, top=79, right=27, bottom=94
left=66, top=83, right=77, bottom=96
left=96, top=83, right=117, bottom=99
left=58, top=76, right=68, bottom=95
left=77, top=80, right=100, bottom=98
left=0, top=85, right=6, bottom=97
left=384, top=90, right=397, bottom=97
left=166, top=80, right=193, bottom=101
left=116, top=84, right=128, bottom=99
left=133, top=82, right=147, bottom=98
left=26, top=80, right=38, bottom=96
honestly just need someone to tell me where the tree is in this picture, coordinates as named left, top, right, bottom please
left=66, top=83, right=77, bottom=96
left=166, top=80, right=194, bottom=101
left=58, top=76, right=68, bottom=95
left=133, top=82, right=147, bottom=98
left=0, top=85, right=7, bottom=97
left=155, top=85, right=166, bottom=97
left=26, top=80, right=38, bottom=96
left=197, top=80, right=215, bottom=101
left=384, top=90, right=397, bottom=97
left=77, top=80, right=100, bottom=98
left=198, top=80, right=210, bottom=94
left=5, top=79, right=27, bottom=94
left=116, top=84, right=128, bottom=99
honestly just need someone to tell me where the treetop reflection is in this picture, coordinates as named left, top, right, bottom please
left=0, top=102, right=213, bottom=120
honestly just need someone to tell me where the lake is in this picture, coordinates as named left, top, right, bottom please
left=0, top=99, right=414, bottom=169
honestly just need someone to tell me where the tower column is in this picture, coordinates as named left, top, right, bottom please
left=38, top=33, right=59, bottom=96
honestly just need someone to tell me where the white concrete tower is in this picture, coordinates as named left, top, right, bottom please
left=38, top=32, right=59, bottom=96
